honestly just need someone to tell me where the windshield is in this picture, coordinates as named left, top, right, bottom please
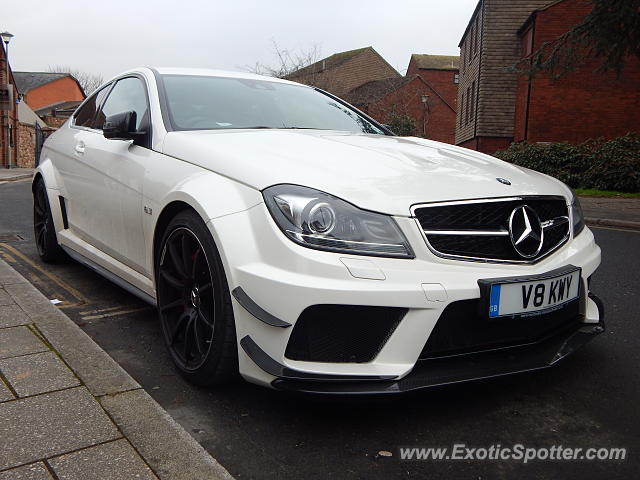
left=160, top=74, right=385, bottom=134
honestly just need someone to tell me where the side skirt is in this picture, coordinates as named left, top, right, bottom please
left=61, top=246, right=157, bottom=306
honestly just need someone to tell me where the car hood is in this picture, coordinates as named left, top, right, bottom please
left=162, top=130, right=569, bottom=216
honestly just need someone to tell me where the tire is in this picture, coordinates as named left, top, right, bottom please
left=155, top=210, right=238, bottom=386
left=33, top=178, right=66, bottom=263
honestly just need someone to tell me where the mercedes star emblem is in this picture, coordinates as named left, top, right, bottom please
left=508, top=205, right=544, bottom=258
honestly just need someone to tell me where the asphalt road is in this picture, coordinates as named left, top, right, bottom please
left=1, top=179, right=638, bottom=480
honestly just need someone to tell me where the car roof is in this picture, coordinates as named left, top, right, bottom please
left=141, top=67, right=307, bottom=87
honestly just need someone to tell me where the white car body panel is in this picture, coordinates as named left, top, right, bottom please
left=162, top=130, right=571, bottom=217
left=211, top=203, right=601, bottom=387
left=34, top=67, right=603, bottom=392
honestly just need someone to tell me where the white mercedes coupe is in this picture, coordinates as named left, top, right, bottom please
left=34, top=67, right=604, bottom=394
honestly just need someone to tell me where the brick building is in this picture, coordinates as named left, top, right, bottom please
left=406, top=54, right=459, bottom=108
left=456, top=0, right=552, bottom=153
left=405, top=54, right=460, bottom=143
left=14, top=72, right=85, bottom=111
left=17, top=101, right=51, bottom=168
left=343, top=75, right=457, bottom=143
left=286, top=46, right=400, bottom=96
left=514, top=0, right=640, bottom=143
left=1, top=41, right=19, bottom=168
left=457, top=0, right=640, bottom=154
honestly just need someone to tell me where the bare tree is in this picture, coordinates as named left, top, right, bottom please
left=246, top=40, right=322, bottom=79
left=47, top=65, right=104, bottom=95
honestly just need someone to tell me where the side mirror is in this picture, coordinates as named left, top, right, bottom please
left=103, top=111, right=146, bottom=143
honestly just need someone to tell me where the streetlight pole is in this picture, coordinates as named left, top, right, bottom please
left=1, top=31, right=14, bottom=169
left=421, top=94, right=429, bottom=138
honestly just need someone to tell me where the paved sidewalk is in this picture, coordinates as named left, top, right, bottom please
left=0, top=259, right=232, bottom=480
left=580, top=196, right=640, bottom=231
left=0, top=169, right=34, bottom=183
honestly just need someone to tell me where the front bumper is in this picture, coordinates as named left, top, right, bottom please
left=209, top=203, right=604, bottom=392
left=270, top=314, right=605, bottom=395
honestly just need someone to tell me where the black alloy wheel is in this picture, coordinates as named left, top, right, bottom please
left=33, top=179, right=65, bottom=263
left=156, top=210, right=237, bottom=385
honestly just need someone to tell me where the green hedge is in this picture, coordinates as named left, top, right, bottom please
left=494, top=133, right=640, bottom=193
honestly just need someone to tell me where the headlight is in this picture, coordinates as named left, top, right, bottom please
left=263, top=184, right=414, bottom=258
left=570, top=190, right=585, bottom=237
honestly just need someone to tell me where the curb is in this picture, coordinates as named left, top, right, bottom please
left=0, top=174, right=32, bottom=183
left=586, top=217, right=640, bottom=232
left=0, top=258, right=233, bottom=480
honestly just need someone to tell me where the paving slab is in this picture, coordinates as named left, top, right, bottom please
left=0, top=263, right=26, bottom=286
left=3, top=283, right=140, bottom=396
left=0, top=258, right=230, bottom=479
left=0, top=462, right=54, bottom=480
left=580, top=196, right=640, bottom=224
left=100, top=389, right=232, bottom=480
left=0, top=289, right=13, bottom=306
left=49, top=439, right=157, bottom=480
left=0, top=380, right=14, bottom=402
left=0, top=387, right=120, bottom=470
left=0, top=352, right=80, bottom=397
left=0, top=327, right=48, bottom=360
left=0, top=305, right=30, bottom=329
left=0, top=169, right=33, bottom=183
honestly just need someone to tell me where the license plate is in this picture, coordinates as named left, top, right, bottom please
left=481, top=266, right=581, bottom=318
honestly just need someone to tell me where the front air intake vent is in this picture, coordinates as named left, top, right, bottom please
left=285, top=305, right=407, bottom=363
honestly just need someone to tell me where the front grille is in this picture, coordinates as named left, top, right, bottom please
left=420, top=297, right=582, bottom=359
left=285, top=305, right=407, bottom=363
left=414, top=197, right=570, bottom=263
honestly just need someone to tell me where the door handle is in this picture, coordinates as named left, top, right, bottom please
left=74, top=142, right=85, bottom=154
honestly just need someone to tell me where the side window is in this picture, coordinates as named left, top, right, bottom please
left=73, top=85, right=110, bottom=128
left=94, top=77, right=149, bottom=131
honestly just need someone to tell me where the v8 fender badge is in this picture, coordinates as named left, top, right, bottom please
left=496, top=177, right=511, bottom=185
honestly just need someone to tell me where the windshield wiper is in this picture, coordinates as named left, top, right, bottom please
left=236, top=126, right=328, bottom=130
left=280, top=127, right=329, bottom=130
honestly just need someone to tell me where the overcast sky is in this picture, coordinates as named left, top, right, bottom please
left=5, top=0, right=477, bottom=80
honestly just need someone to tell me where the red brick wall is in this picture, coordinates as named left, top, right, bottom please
left=515, top=0, right=640, bottom=143
left=406, top=58, right=459, bottom=113
left=414, top=70, right=459, bottom=110
left=24, top=76, right=85, bottom=110
left=1, top=49, right=19, bottom=168
left=478, top=136, right=511, bottom=154
left=514, top=25, right=534, bottom=142
left=365, top=77, right=457, bottom=144
left=458, top=138, right=478, bottom=150
left=458, top=136, right=511, bottom=154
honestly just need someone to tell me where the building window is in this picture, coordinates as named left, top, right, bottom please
left=454, top=73, right=460, bottom=84
left=474, top=17, right=479, bottom=55
left=460, top=92, right=464, bottom=128
left=470, top=81, right=476, bottom=121
left=465, top=87, right=470, bottom=125
left=470, top=26, right=475, bottom=61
